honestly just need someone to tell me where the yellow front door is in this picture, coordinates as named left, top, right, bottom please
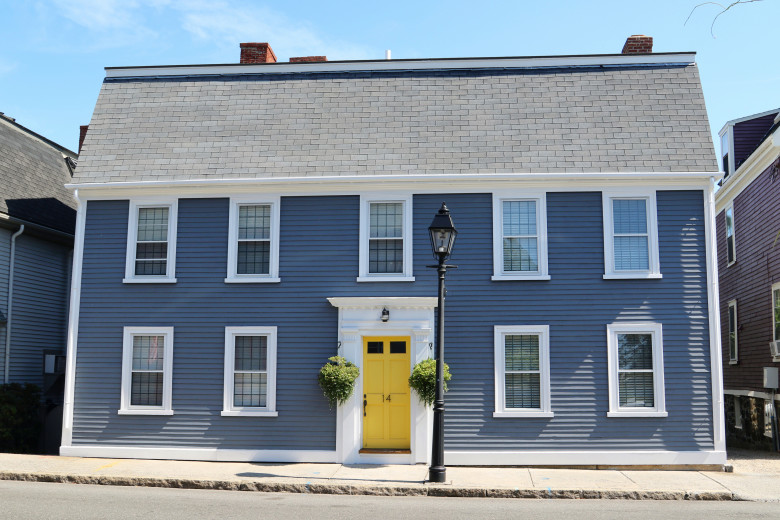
left=362, top=336, right=411, bottom=450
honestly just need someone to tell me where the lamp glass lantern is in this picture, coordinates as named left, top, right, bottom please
left=428, top=203, right=457, bottom=259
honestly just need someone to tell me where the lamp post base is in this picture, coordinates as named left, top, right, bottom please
left=428, top=466, right=447, bottom=483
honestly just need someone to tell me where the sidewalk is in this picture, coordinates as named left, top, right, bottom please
left=1, top=449, right=779, bottom=501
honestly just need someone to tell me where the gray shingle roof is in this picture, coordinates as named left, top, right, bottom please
left=0, top=116, right=77, bottom=234
left=74, top=63, right=717, bottom=184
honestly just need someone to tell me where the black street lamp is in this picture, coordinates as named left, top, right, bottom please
left=427, top=202, right=457, bottom=483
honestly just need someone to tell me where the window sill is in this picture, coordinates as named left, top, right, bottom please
left=493, top=411, right=554, bottom=418
left=727, top=260, right=736, bottom=268
left=221, top=410, right=279, bottom=417
left=224, top=277, right=281, bottom=284
left=603, top=273, right=662, bottom=280
left=123, top=278, right=177, bottom=284
left=729, top=360, right=739, bottom=365
left=356, top=276, right=415, bottom=283
left=491, top=274, right=551, bottom=281
left=118, top=409, right=174, bottom=416
left=607, top=411, right=667, bottom=418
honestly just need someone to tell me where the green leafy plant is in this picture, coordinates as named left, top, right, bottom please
left=0, top=383, right=42, bottom=453
left=318, top=356, right=360, bottom=409
left=408, top=359, right=451, bottom=406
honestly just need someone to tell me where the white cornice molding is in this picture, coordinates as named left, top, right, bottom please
left=105, top=53, right=697, bottom=79
left=67, top=172, right=718, bottom=199
left=715, top=130, right=780, bottom=212
left=328, top=297, right=438, bottom=309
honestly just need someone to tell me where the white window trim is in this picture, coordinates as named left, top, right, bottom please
left=493, top=325, right=553, bottom=418
left=602, top=190, right=661, bottom=280
left=491, top=192, right=550, bottom=281
left=606, top=322, right=667, bottom=418
left=728, top=299, right=738, bottom=364
left=119, top=326, right=174, bottom=415
left=725, top=203, right=736, bottom=267
left=124, top=199, right=178, bottom=283
left=225, top=196, right=281, bottom=283
left=222, top=326, right=278, bottom=417
left=357, top=194, right=415, bottom=282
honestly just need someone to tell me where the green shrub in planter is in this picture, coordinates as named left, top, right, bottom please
left=408, top=359, right=451, bottom=406
left=318, top=356, right=360, bottom=409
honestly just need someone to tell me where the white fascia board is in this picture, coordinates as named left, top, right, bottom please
left=67, top=172, right=719, bottom=200
left=715, top=134, right=780, bottom=212
left=105, top=53, right=697, bottom=79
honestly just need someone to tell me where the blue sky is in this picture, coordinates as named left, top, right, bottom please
left=1, top=0, right=778, bottom=154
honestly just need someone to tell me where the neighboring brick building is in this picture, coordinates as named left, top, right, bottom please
left=715, top=108, right=780, bottom=450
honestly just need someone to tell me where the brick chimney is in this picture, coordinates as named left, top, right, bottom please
left=289, top=56, right=327, bottom=63
left=622, top=35, right=653, bottom=54
left=78, top=125, right=88, bottom=154
left=240, top=42, right=277, bottom=64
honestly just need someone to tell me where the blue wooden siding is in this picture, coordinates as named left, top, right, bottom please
left=72, top=190, right=712, bottom=451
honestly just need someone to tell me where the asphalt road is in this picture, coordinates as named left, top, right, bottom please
left=0, top=480, right=777, bottom=519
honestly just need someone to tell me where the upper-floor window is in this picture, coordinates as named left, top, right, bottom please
left=728, top=300, right=738, bottom=364
left=606, top=322, right=666, bottom=418
left=226, top=197, right=280, bottom=283
left=124, top=200, right=178, bottom=283
left=725, top=205, right=736, bottom=266
left=720, top=131, right=731, bottom=177
left=358, top=195, right=414, bottom=282
left=492, top=193, right=549, bottom=281
left=222, top=326, right=278, bottom=417
left=493, top=325, right=552, bottom=418
left=602, top=191, right=661, bottom=279
left=119, top=327, right=174, bottom=415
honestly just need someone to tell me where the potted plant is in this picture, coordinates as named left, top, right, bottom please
left=408, top=359, right=451, bottom=406
left=317, top=356, right=360, bottom=409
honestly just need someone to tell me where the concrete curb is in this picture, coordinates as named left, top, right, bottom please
left=0, top=471, right=737, bottom=501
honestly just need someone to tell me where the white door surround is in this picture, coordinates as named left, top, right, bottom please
left=328, top=297, right=436, bottom=464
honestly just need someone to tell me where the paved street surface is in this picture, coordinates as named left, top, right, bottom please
left=1, top=480, right=778, bottom=520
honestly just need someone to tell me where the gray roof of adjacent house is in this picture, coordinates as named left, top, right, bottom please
left=0, top=114, right=77, bottom=234
left=74, top=53, right=718, bottom=184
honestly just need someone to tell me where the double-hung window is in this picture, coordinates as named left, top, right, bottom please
left=358, top=195, right=414, bottom=282
left=222, top=327, right=277, bottom=417
left=125, top=201, right=178, bottom=283
left=728, top=300, right=738, bottom=364
left=602, top=191, right=660, bottom=279
left=725, top=205, right=736, bottom=266
left=606, top=323, right=666, bottom=417
left=493, top=325, right=552, bottom=418
left=492, top=193, right=549, bottom=281
left=226, top=197, right=280, bottom=283
left=119, top=327, right=174, bottom=415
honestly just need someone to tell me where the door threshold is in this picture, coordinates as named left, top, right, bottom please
left=359, top=449, right=411, bottom=454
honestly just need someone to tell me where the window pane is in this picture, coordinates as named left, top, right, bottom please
left=235, top=336, right=267, bottom=371
left=238, top=205, right=270, bottom=240
left=614, top=236, right=649, bottom=271
left=370, top=203, right=402, bottom=239
left=613, top=199, right=647, bottom=234
left=131, top=372, right=163, bottom=406
left=725, top=209, right=734, bottom=236
left=237, top=241, right=270, bottom=275
left=390, top=341, right=407, bottom=354
left=505, top=373, right=541, bottom=409
left=618, top=372, right=654, bottom=407
left=774, top=289, right=780, bottom=341
left=132, top=335, right=164, bottom=371
left=505, top=334, right=539, bottom=371
left=367, top=342, right=383, bottom=354
left=233, top=373, right=267, bottom=407
left=136, top=242, right=167, bottom=259
left=727, top=237, right=735, bottom=263
left=137, top=207, right=169, bottom=242
left=728, top=305, right=737, bottom=360
left=135, top=260, right=167, bottom=276
left=369, top=239, right=403, bottom=273
left=617, top=334, right=652, bottom=370
left=503, top=238, right=538, bottom=272
left=503, top=200, right=536, bottom=236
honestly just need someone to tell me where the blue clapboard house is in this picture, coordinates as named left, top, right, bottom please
left=61, top=37, right=726, bottom=467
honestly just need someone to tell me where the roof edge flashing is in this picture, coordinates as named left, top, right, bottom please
left=104, top=52, right=697, bottom=79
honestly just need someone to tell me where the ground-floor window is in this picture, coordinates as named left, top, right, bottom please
left=119, top=327, right=174, bottom=415
left=222, top=326, right=278, bottom=417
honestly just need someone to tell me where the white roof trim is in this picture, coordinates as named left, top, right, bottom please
left=67, top=171, right=720, bottom=191
left=105, top=53, right=697, bottom=79
left=718, top=107, right=780, bottom=134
